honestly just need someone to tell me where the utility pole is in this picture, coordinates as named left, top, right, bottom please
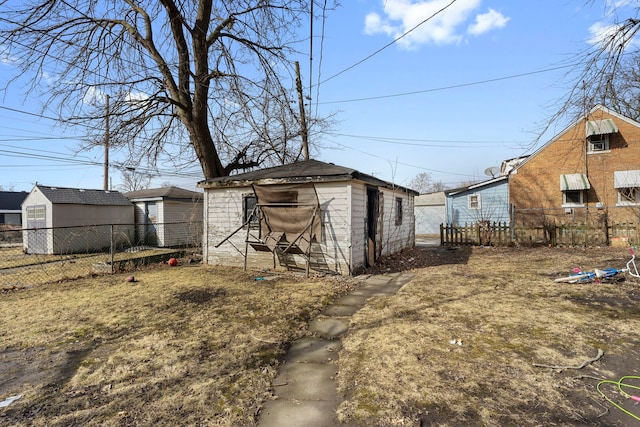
left=103, top=94, right=110, bottom=190
left=295, top=61, right=310, bottom=161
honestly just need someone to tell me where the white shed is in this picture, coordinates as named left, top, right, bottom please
left=414, top=191, right=446, bottom=236
left=21, top=185, right=134, bottom=255
left=125, top=186, right=203, bottom=247
left=198, top=159, right=418, bottom=275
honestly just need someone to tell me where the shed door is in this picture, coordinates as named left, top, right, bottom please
left=144, top=202, right=158, bottom=246
left=366, top=188, right=380, bottom=267
left=26, top=205, right=47, bottom=254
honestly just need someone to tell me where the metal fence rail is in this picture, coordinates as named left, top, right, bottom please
left=0, top=222, right=202, bottom=288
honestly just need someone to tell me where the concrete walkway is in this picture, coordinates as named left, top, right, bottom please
left=257, top=272, right=415, bottom=427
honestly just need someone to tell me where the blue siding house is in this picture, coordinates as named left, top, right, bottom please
left=445, top=176, right=510, bottom=225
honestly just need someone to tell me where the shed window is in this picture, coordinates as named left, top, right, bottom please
left=468, top=194, right=481, bottom=210
left=243, top=194, right=259, bottom=228
left=395, top=197, right=403, bottom=225
left=26, top=206, right=45, bottom=221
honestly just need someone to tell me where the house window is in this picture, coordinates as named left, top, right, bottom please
left=618, top=187, right=640, bottom=206
left=588, top=134, right=609, bottom=152
left=468, top=194, right=481, bottom=210
left=614, top=170, right=640, bottom=206
left=243, top=194, right=259, bottom=228
left=563, top=190, right=584, bottom=206
left=395, top=197, right=403, bottom=225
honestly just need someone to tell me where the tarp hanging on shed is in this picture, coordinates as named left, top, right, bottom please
left=253, top=183, right=322, bottom=242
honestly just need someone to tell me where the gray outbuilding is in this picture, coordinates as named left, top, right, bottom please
left=125, top=186, right=203, bottom=247
left=21, top=185, right=134, bottom=254
left=414, top=191, right=446, bottom=236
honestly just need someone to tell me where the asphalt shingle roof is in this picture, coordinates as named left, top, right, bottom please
left=35, top=185, right=132, bottom=206
left=0, top=191, right=28, bottom=210
left=124, top=186, right=203, bottom=201
left=198, top=159, right=418, bottom=195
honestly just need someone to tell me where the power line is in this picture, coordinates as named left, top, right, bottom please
left=331, top=132, right=527, bottom=147
left=324, top=138, right=476, bottom=178
left=320, top=63, right=578, bottom=105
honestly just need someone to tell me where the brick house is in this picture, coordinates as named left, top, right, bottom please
left=510, top=104, right=640, bottom=231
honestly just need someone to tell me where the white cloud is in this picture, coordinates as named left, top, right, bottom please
left=587, top=21, right=629, bottom=48
left=125, top=91, right=149, bottom=102
left=468, top=8, right=509, bottom=36
left=363, top=0, right=509, bottom=48
left=0, top=45, right=19, bottom=65
left=82, top=86, right=107, bottom=106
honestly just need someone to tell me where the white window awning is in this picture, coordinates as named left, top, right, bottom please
left=560, top=173, right=590, bottom=191
left=614, top=170, right=640, bottom=188
left=586, top=119, right=618, bottom=137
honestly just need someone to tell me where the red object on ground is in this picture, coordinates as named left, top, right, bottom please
left=168, top=258, right=178, bottom=266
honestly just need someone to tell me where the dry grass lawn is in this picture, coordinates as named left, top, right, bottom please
left=337, top=246, right=640, bottom=426
left=0, top=246, right=179, bottom=287
left=0, top=263, right=358, bottom=426
left=2, top=247, right=640, bottom=426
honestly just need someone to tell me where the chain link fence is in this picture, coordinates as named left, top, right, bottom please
left=0, top=221, right=202, bottom=289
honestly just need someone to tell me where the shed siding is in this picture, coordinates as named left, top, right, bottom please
left=161, top=200, right=203, bottom=247
left=21, top=190, right=52, bottom=254
left=204, top=187, right=257, bottom=267
left=415, top=205, right=445, bottom=235
left=350, top=182, right=367, bottom=272
left=379, top=188, right=415, bottom=256
left=204, top=183, right=356, bottom=274
left=53, top=204, right=132, bottom=227
left=315, top=182, right=352, bottom=274
left=133, top=202, right=147, bottom=244
left=201, top=174, right=416, bottom=276
left=51, top=204, right=133, bottom=254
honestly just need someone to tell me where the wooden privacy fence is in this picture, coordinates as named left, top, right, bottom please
left=440, top=222, right=640, bottom=247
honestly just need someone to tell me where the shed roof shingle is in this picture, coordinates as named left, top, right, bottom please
left=198, top=159, right=418, bottom=194
left=35, top=185, right=132, bottom=206
left=125, top=186, right=203, bottom=201
left=0, top=191, right=29, bottom=210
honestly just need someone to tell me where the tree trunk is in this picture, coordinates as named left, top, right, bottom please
left=189, top=117, right=226, bottom=179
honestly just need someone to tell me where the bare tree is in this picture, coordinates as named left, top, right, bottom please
left=116, top=169, right=153, bottom=192
left=407, top=172, right=446, bottom=194
left=545, top=3, right=640, bottom=130
left=0, top=0, right=334, bottom=179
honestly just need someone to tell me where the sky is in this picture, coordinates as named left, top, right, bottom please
left=0, top=0, right=635, bottom=193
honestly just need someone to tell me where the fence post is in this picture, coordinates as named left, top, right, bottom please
left=110, top=225, right=114, bottom=274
